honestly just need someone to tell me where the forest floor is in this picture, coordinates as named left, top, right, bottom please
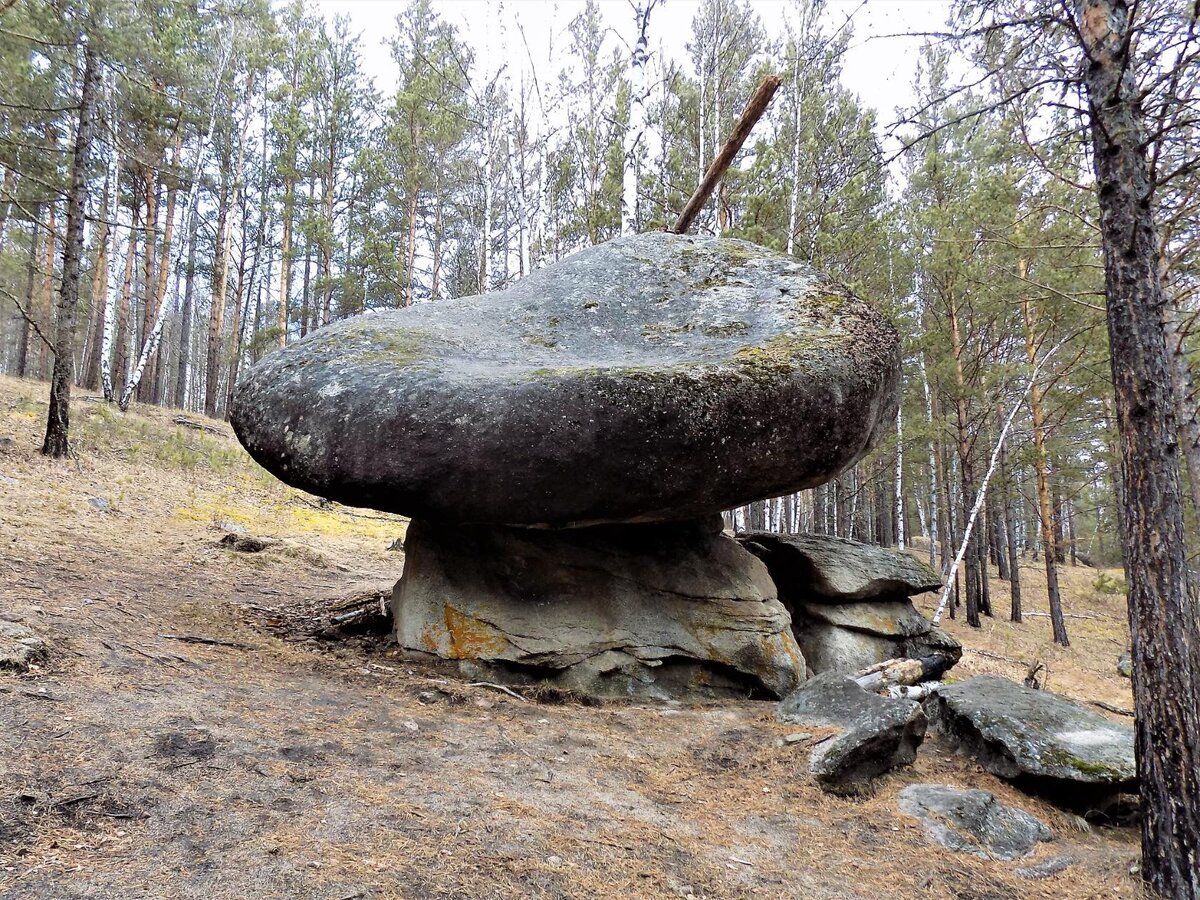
left=0, top=374, right=1143, bottom=900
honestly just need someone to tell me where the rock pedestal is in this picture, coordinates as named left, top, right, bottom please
left=394, top=518, right=803, bottom=701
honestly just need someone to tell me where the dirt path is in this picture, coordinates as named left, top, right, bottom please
left=0, top=378, right=1140, bottom=899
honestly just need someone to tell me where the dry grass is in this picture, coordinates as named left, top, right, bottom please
left=924, top=557, right=1133, bottom=712
left=0, top=375, right=1145, bottom=899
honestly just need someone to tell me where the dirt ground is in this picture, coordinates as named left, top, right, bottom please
left=0, top=375, right=1144, bottom=899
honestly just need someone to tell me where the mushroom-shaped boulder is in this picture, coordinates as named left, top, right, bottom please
left=231, top=232, right=899, bottom=526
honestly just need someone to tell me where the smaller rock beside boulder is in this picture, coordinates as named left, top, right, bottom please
left=930, top=675, right=1136, bottom=813
left=740, top=532, right=941, bottom=602
left=778, top=673, right=926, bottom=795
left=740, top=532, right=960, bottom=677
left=790, top=599, right=961, bottom=675
left=1117, top=652, right=1132, bottom=679
left=898, top=784, right=1054, bottom=861
left=0, top=619, right=50, bottom=672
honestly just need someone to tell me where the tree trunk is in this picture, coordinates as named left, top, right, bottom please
left=0, top=166, right=14, bottom=253
left=205, top=170, right=232, bottom=418
left=38, top=191, right=58, bottom=379
left=1021, top=284, right=1068, bottom=646
left=946, top=293, right=981, bottom=627
left=43, top=46, right=99, bottom=457
left=135, top=165, right=158, bottom=401
left=143, top=138, right=180, bottom=405
left=112, top=212, right=137, bottom=399
left=279, top=174, right=293, bottom=347
left=173, top=211, right=199, bottom=409
left=1162, top=286, right=1200, bottom=520
left=82, top=176, right=111, bottom=390
left=300, top=179, right=314, bottom=336
left=1080, top=4, right=1200, bottom=894
left=17, top=213, right=41, bottom=378
left=621, top=0, right=654, bottom=235
left=998, top=422, right=1022, bottom=622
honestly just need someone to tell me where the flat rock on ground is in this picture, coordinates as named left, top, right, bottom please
left=0, top=618, right=49, bottom=672
left=739, top=532, right=942, bottom=602
left=393, top=517, right=805, bottom=701
left=777, top=673, right=926, bottom=794
left=231, top=232, right=900, bottom=526
left=898, top=784, right=1054, bottom=861
left=930, top=675, right=1136, bottom=809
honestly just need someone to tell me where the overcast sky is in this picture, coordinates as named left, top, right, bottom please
left=311, top=0, right=952, bottom=152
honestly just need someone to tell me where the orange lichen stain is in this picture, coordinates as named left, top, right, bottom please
left=777, top=631, right=806, bottom=674
left=417, top=622, right=442, bottom=653
left=442, top=605, right=509, bottom=658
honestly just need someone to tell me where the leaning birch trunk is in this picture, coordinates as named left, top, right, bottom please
left=118, top=29, right=231, bottom=411
left=931, top=334, right=1074, bottom=626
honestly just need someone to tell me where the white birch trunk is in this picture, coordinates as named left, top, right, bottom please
left=119, top=29, right=232, bottom=410
left=931, top=335, right=1074, bottom=625
left=99, top=70, right=122, bottom=402
left=786, top=56, right=802, bottom=257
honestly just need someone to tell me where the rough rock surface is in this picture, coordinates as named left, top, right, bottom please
left=0, top=618, right=49, bottom=672
left=739, top=532, right=942, bottom=602
left=898, top=784, right=1053, bottom=861
left=792, top=614, right=960, bottom=676
left=930, top=676, right=1137, bottom=805
left=231, top=233, right=899, bottom=526
left=738, top=533, right=959, bottom=675
left=392, top=517, right=805, bottom=701
left=777, top=673, right=926, bottom=794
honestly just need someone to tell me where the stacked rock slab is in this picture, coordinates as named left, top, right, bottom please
left=231, top=232, right=902, bottom=699
left=739, top=532, right=961, bottom=676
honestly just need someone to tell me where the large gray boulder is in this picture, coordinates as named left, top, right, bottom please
left=739, top=532, right=942, bottom=602
left=777, top=673, right=926, bottom=794
left=231, top=233, right=899, bottom=526
left=898, top=784, right=1054, bottom=861
left=931, top=676, right=1136, bottom=808
left=393, top=517, right=805, bottom=701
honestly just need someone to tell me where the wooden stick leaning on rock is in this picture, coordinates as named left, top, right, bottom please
left=671, top=74, right=782, bottom=235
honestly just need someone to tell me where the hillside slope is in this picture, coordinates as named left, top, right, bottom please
left=0, top=376, right=1139, bottom=899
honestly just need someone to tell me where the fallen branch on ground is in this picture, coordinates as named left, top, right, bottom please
left=159, top=633, right=255, bottom=650
left=853, top=655, right=955, bottom=693
left=1089, top=700, right=1135, bottom=717
left=173, top=415, right=228, bottom=437
left=469, top=681, right=529, bottom=702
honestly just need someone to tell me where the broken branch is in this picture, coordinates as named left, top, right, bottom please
left=671, top=74, right=782, bottom=235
